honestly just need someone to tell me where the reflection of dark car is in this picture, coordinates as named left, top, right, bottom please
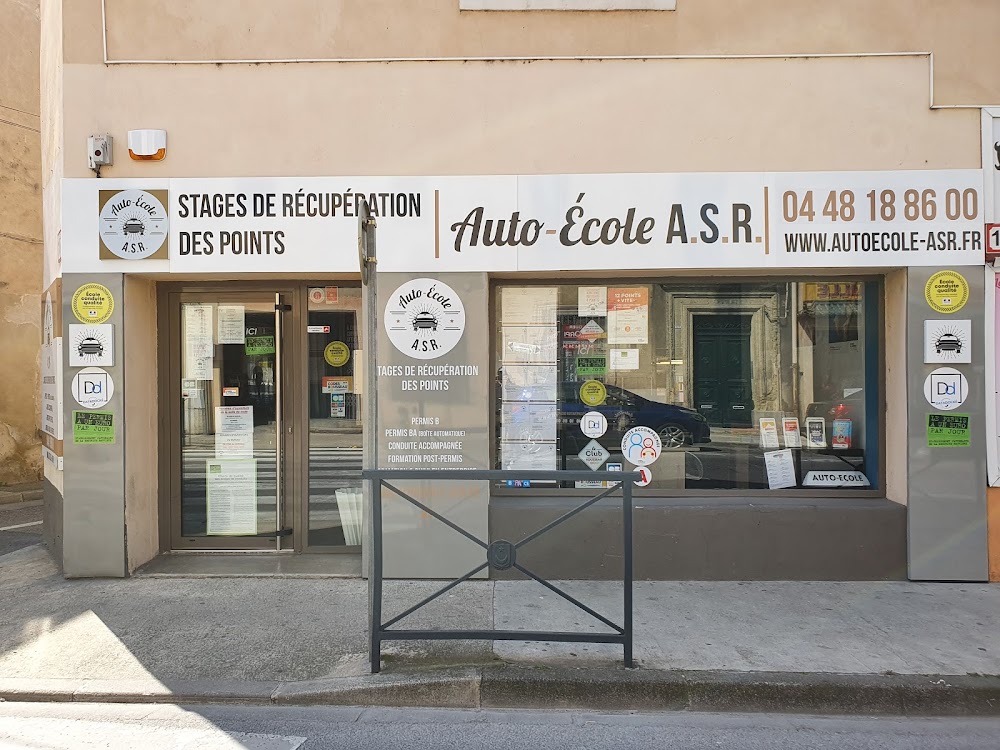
left=412, top=312, right=438, bottom=331
left=935, top=334, right=962, bottom=354
left=78, top=337, right=104, bottom=356
left=122, top=218, right=145, bottom=236
left=558, top=383, right=710, bottom=450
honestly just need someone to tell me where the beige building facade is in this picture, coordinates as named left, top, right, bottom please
left=41, top=0, right=1000, bottom=580
left=0, top=0, right=42, bottom=486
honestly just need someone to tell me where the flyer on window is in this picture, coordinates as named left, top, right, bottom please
left=608, top=287, right=649, bottom=344
left=759, top=417, right=779, bottom=449
left=805, top=417, right=827, bottom=448
left=764, top=449, right=797, bottom=489
left=782, top=417, right=802, bottom=448
left=205, top=459, right=258, bottom=535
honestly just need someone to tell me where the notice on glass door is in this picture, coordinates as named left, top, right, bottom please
left=217, top=305, right=246, bottom=344
left=215, top=405, right=254, bottom=457
left=206, top=459, right=258, bottom=535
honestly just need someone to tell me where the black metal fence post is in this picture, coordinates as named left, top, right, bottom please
left=370, top=478, right=383, bottom=674
left=623, top=478, right=634, bottom=668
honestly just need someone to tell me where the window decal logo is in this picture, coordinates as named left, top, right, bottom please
left=385, top=278, right=465, bottom=360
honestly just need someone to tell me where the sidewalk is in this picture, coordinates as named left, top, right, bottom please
left=2, top=544, right=1000, bottom=714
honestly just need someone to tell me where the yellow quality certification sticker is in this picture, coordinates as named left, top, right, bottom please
left=71, top=283, right=115, bottom=324
left=925, top=271, right=969, bottom=314
left=324, top=341, right=351, bottom=368
left=579, top=379, right=607, bottom=407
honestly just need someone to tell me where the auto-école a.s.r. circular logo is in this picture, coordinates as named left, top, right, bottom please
left=384, top=278, right=465, bottom=360
left=99, top=189, right=168, bottom=260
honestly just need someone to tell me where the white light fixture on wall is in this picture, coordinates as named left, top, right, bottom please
left=127, top=129, right=167, bottom=161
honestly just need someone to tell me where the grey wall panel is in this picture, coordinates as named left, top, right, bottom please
left=906, top=267, right=988, bottom=581
left=491, top=498, right=907, bottom=581
left=61, top=273, right=126, bottom=578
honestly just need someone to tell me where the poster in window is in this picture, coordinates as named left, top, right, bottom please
left=217, top=305, right=246, bottom=344
left=764, top=449, right=797, bottom=489
left=501, top=325, right=558, bottom=363
left=206, top=459, right=258, bottom=535
left=782, top=417, right=802, bottom=448
left=578, top=287, right=607, bottom=317
left=501, top=365, right=558, bottom=402
left=608, top=287, right=648, bottom=344
left=759, top=417, right=779, bottom=448
left=501, top=287, right=557, bottom=325
left=501, top=440, right=557, bottom=472
left=215, top=405, right=254, bottom=457
left=501, top=402, right=557, bottom=443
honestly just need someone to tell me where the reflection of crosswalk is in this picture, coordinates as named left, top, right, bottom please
left=181, top=447, right=363, bottom=508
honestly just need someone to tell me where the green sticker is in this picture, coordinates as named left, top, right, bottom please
left=72, top=410, right=115, bottom=444
left=245, top=336, right=275, bottom=355
left=576, top=356, right=607, bottom=378
left=927, top=413, right=970, bottom=447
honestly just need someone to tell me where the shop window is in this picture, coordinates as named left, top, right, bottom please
left=495, top=280, right=877, bottom=492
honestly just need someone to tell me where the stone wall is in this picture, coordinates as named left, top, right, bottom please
left=0, top=0, right=42, bottom=484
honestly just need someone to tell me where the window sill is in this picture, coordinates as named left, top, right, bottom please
left=460, top=0, right=676, bottom=10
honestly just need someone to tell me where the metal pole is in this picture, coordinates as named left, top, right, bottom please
left=623, top=479, right=634, bottom=668
left=274, top=292, right=283, bottom=551
left=361, top=198, right=380, bottom=672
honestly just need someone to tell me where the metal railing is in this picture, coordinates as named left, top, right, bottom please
left=363, top=468, right=641, bottom=673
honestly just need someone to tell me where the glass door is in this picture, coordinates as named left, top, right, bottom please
left=304, top=286, right=364, bottom=549
left=171, top=292, right=290, bottom=550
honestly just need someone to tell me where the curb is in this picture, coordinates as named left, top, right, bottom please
left=3, top=668, right=1000, bottom=715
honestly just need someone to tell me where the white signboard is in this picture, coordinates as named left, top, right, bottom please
left=923, top=366, right=969, bottom=411
left=764, top=449, right=797, bottom=489
left=620, top=426, right=661, bottom=467
left=62, top=170, right=986, bottom=275
left=71, top=367, right=114, bottom=409
left=802, top=470, right=871, bottom=487
left=41, top=338, right=63, bottom=441
left=578, top=439, right=611, bottom=470
left=215, top=405, right=254, bottom=457
left=68, top=324, right=114, bottom=367
left=924, top=319, right=972, bottom=364
left=206, top=459, right=258, bottom=535
left=217, top=305, right=246, bottom=344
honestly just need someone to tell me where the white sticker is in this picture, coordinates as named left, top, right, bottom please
left=610, top=348, right=639, bottom=371
left=620, top=426, right=661, bottom=466
left=634, top=466, right=652, bottom=486
left=71, top=367, right=114, bottom=409
left=578, top=439, right=610, bottom=470
left=385, top=278, right=466, bottom=360
left=923, top=366, right=969, bottom=411
left=923, top=319, right=971, bottom=364
left=578, top=287, right=608, bottom=317
left=68, top=324, right=114, bottom=367
left=580, top=411, right=608, bottom=438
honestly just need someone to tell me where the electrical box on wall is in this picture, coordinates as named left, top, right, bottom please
left=87, top=135, right=113, bottom=170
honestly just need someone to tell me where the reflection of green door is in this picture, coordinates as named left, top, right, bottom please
left=693, top=315, right=753, bottom=427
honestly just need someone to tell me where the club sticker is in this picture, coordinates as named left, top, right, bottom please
left=71, top=283, right=115, bottom=324
left=924, top=270, right=969, bottom=314
left=923, top=366, right=969, bottom=411
left=385, top=278, right=465, bottom=360
left=621, top=426, right=661, bottom=467
left=99, top=189, right=169, bottom=260
left=580, top=411, right=608, bottom=438
left=324, top=341, right=351, bottom=367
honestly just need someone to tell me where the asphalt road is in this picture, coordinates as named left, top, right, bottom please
left=2, top=703, right=1000, bottom=749
left=0, top=500, right=42, bottom=558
